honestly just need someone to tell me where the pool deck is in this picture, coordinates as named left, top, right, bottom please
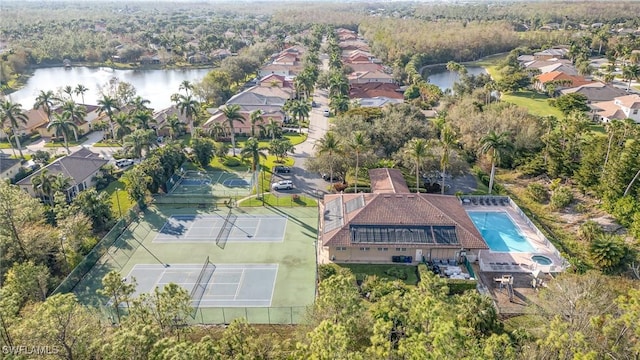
left=462, top=198, right=566, bottom=274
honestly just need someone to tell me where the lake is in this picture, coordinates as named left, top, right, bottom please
left=426, top=66, right=488, bottom=91
left=8, top=66, right=212, bottom=110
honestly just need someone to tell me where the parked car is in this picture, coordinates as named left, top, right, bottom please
left=271, top=180, right=293, bottom=190
left=274, top=165, right=291, bottom=173
left=321, top=173, right=342, bottom=182
left=311, top=101, right=318, bottom=108
left=322, top=109, right=330, bottom=117
left=115, top=159, right=134, bottom=168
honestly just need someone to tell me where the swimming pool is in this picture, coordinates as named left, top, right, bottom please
left=467, top=211, right=535, bottom=252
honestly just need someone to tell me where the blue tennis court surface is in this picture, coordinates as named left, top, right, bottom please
left=154, top=214, right=287, bottom=243
left=222, top=179, right=250, bottom=187
left=126, top=263, right=277, bottom=307
left=180, top=178, right=211, bottom=186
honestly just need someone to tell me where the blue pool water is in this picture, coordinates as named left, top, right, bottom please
left=467, top=211, right=535, bottom=252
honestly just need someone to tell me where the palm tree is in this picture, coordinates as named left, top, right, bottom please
left=0, top=100, right=28, bottom=158
left=288, top=100, right=310, bottom=133
left=265, top=118, right=281, bottom=141
left=113, top=113, right=134, bottom=141
left=328, top=73, right=348, bottom=98
left=51, top=174, right=72, bottom=199
left=61, top=101, right=86, bottom=141
left=314, top=131, right=342, bottom=184
left=74, top=84, right=89, bottom=104
left=132, top=110, right=155, bottom=130
left=438, top=124, right=458, bottom=194
left=329, top=94, right=349, bottom=115
left=123, top=129, right=156, bottom=159
left=404, top=138, right=430, bottom=193
left=129, top=96, right=151, bottom=114
left=346, top=131, right=370, bottom=193
left=249, top=110, right=265, bottom=138
left=34, top=90, right=58, bottom=121
left=31, top=168, right=57, bottom=203
left=207, top=122, right=227, bottom=141
left=221, top=104, right=245, bottom=156
left=62, top=85, right=74, bottom=101
left=97, top=95, right=121, bottom=140
left=622, top=64, right=640, bottom=91
left=179, top=80, right=193, bottom=96
left=240, top=137, right=268, bottom=171
left=480, top=130, right=514, bottom=195
left=161, top=114, right=185, bottom=140
left=48, top=112, right=79, bottom=154
left=174, top=94, right=199, bottom=138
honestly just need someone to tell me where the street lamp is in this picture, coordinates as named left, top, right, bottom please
left=115, top=187, right=122, bottom=218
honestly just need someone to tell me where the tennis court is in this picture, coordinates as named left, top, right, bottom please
left=167, top=170, right=256, bottom=198
left=153, top=214, right=287, bottom=243
left=126, top=263, right=277, bottom=307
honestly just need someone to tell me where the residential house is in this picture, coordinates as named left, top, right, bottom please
left=17, top=147, right=108, bottom=201
left=0, top=154, right=22, bottom=182
left=272, top=52, right=298, bottom=66
left=339, top=41, right=371, bottom=52
left=210, top=48, right=232, bottom=60
left=533, top=47, right=569, bottom=60
left=203, top=85, right=292, bottom=135
left=344, top=63, right=385, bottom=74
left=348, top=70, right=394, bottom=85
left=337, top=28, right=358, bottom=41
left=259, top=63, right=302, bottom=78
left=349, top=83, right=404, bottom=107
left=318, top=168, right=488, bottom=264
left=592, top=94, right=640, bottom=123
left=153, top=106, right=189, bottom=137
left=561, top=82, right=629, bottom=104
left=0, top=107, right=48, bottom=140
left=538, top=63, right=579, bottom=76
left=534, top=71, right=592, bottom=93
left=522, top=59, right=572, bottom=70
left=36, top=104, right=99, bottom=139
left=258, top=73, right=295, bottom=90
left=343, top=50, right=375, bottom=64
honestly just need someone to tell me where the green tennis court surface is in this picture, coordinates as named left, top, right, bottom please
left=154, top=214, right=287, bottom=243
left=72, top=205, right=317, bottom=324
left=127, top=263, right=277, bottom=307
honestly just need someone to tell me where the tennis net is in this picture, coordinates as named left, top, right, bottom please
left=190, top=256, right=216, bottom=318
left=215, top=210, right=238, bottom=249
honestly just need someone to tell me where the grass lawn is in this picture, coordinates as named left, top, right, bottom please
left=240, top=193, right=317, bottom=207
left=93, top=141, right=122, bottom=147
left=338, top=264, right=419, bottom=285
left=467, top=53, right=506, bottom=81
left=500, top=91, right=564, bottom=118
left=43, top=136, right=89, bottom=148
left=0, top=143, right=12, bottom=149
left=102, top=180, right=136, bottom=218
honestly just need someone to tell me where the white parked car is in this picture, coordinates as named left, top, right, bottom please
left=115, top=159, right=134, bottom=168
left=271, top=180, right=293, bottom=190
left=322, top=109, right=330, bottom=117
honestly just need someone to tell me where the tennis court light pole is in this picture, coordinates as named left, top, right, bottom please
left=115, top=187, right=122, bottom=218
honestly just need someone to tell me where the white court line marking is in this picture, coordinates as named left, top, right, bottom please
left=268, top=264, right=279, bottom=307
left=233, top=268, right=246, bottom=300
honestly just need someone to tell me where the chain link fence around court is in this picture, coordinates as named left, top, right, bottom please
left=164, top=169, right=257, bottom=200
left=51, top=207, right=140, bottom=295
left=192, top=306, right=308, bottom=325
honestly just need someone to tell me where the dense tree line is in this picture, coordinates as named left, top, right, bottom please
left=1, top=262, right=638, bottom=359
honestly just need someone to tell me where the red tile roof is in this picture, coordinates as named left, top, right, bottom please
left=350, top=83, right=404, bottom=100
left=319, top=168, right=488, bottom=250
left=369, top=168, right=410, bottom=193
left=320, top=193, right=487, bottom=250
left=536, top=71, right=592, bottom=87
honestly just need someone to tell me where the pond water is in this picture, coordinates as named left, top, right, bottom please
left=8, top=66, right=212, bottom=110
left=426, top=66, right=488, bottom=92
